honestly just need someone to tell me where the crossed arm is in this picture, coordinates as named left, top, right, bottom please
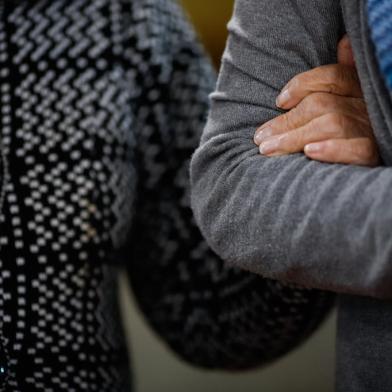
left=190, top=0, right=392, bottom=299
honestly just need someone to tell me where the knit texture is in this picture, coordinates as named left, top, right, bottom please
left=191, top=0, right=392, bottom=390
left=367, top=0, right=392, bottom=89
left=0, top=0, right=334, bottom=389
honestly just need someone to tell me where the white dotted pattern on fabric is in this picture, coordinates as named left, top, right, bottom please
left=0, top=0, right=333, bottom=391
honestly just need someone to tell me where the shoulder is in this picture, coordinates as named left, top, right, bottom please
left=119, top=0, right=199, bottom=72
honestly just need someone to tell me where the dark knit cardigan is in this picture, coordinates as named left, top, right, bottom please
left=0, top=0, right=332, bottom=390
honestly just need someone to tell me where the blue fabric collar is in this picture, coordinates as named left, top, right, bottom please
left=367, top=0, right=392, bottom=90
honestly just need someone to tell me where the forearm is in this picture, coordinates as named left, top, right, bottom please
left=191, top=0, right=392, bottom=298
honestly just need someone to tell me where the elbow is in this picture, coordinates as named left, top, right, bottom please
left=190, top=141, right=280, bottom=278
left=190, top=144, right=244, bottom=266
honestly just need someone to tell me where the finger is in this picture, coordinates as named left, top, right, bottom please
left=337, top=34, right=355, bottom=67
left=276, top=64, right=362, bottom=109
left=255, top=94, right=369, bottom=145
left=258, top=113, right=362, bottom=156
left=304, top=138, right=380, bottom=167
left=255, top=107, right=308, bottom=145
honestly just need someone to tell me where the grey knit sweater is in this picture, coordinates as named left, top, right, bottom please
left=191, top=0, right=392, bottom=390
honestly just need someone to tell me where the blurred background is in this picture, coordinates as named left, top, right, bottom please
left=119, top=1, right=337, bottom=391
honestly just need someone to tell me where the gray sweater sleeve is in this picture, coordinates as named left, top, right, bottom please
left=190, top=0, right=392, bottom=299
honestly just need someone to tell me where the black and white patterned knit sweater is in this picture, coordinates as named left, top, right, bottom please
left=0, top=0, right=333, bottom=390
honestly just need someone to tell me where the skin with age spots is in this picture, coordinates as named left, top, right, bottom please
left=254, top=35, right=380, bottom=167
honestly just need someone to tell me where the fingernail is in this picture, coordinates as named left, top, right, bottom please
left=259, top=137, right=281, bottom=155
left=305, top=143, right=323, bottom=154
left=254, top=127, right=273, bottom=145
left=276, top=88, right=291, bottom=108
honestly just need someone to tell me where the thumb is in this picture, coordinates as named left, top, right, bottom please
left=337, top=34, right=355, bottom=66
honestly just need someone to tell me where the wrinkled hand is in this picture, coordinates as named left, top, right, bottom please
left=254, top=35, right=380, bottom=167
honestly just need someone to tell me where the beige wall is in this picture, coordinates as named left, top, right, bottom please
left=119, top=2, right=337, bottom=391
left=180, top=0, right=235, bottom=66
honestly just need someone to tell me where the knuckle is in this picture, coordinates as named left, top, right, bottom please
left=303, top=92, right=324, bottom=106
left=321, top=139, right=338, bottom=154
left=326, top=82, right=341, bottom=95
left=292, top=129, right=306, bottom=149
left=278, top=131, right=299, bottom=151
left=281, top=107, right=301, bottom=130
left=311, top=92, right=337, bottom=110
left=323, top=139, right=336, bottom=149
left=274, top=133, right=291, bottom=152
left=324, top=112, right=345, bottom=132
left=280, top=112, right=293, bottom=130
left=326, top=65, right=357, bottom=93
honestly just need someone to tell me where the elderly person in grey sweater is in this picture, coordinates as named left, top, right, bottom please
left=191, top=0, right=392, bottom=391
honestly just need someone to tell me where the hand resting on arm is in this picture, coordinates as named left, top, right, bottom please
left=254, top=36, right=380, bottom=167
